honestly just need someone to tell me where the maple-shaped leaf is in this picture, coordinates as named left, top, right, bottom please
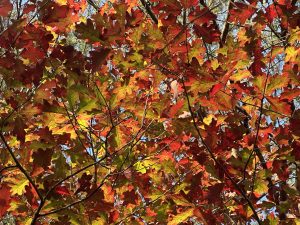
left=23, top=4, right=36, bottom=14
left=188, top=74, right=216, bottom=94
left=194, top=23, right=220, bottom=44
left=39, top=1, right=79, bottom=32
left=89, top=48, right=110, bottom=71
left=228, top=2, right=255, bottom=24
left=76, top=19, right=101, bottom=43
left=123, top=189, right=138, bottom=205
left=0, top=0, right=13, bottom=17
left=21, top=46, right=45, bottom=63
left=24, top=185, right=39, bottom=208
left=92, top=216, right=106, bottom=225
left=285, top=46, right=299, bottom=63
left=266, top=74, right=290, bottom=95
left=167, top=99, right=185, bottom=118
left=290, top=110, right=300, bottom=137
left=171, top=194, right=194, bottom=207
left=202, top=183, right=224, bottom=203
left=265, top=4, right=282, bottom=23
left=267, top=97, right=292, bottom=116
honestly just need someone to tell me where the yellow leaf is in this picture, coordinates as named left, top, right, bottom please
left=134, top=161, right=147, bottom=174
left=10, top=178, right=29, bottom=195
left=77, top=113, right=93, bottom=128
left=288, top=27, right=300, bottom=45
left=266, top=74, right=289, bottom=94
left=211, top=59, right=219, bottom=70
left=285, top=46, right=299, bottom=62
left=230, top=70, right=251, bottom=82
left=172, top=195, right=194, bottom=207
left=55, top=0, right=67, bottom=5
left=21, top=58, right=30, bottom=65
left=25, top=218, right=33, bottom=225
left=158, top=19, right=163, bottom=28
left=253, top=75, right=265, bottom=93
left=92, top=216, right=106, bottom=225
left=168, top=208, right=194, bottom=225
left=203, top=114, right=214, bottom=126
left=97, top=146, right=106, bottom=158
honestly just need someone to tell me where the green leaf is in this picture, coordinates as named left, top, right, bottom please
left=253, top=170, right=269, bottom=197
left=253, top=75, right=265, bottom=94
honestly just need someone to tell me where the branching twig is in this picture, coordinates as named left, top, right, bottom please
left=180, top=77, right=262, bottom=225
left=0, top=133, right=43, bottom=200
left=38, top=173, right=110, bottom=217
left=242, top=50, right=274, bottom=182
left=0, top=165, right=18, bottom=175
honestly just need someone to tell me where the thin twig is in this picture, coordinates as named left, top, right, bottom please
left=38, top=173, right=110, bottom=217
left=0, top=133, right=43, bottom=200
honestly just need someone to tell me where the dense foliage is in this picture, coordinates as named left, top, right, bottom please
left=0, top=0, right=299, bottom=224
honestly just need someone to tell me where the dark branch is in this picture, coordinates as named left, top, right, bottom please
left=38, top=173, right=109, bottom=217
left=0, top=133, right=43, bottom=200
left=140, top=0, right=158, bottom=24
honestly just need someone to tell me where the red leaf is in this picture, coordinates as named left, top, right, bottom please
left=109, top=210, right=120, bottom=223
left=168, top=99, right=184, bottom=118
left=265, top=4, right=281, bottom=23
left=194, top=23, right=220, bottom=43
left=13, top=116, right=27, bottom=143
left=210, top=83, right=223, bottom=97
left=189, top=6, right=216, bottom=25
left=89, top=48, right=111, bottom=71
left=21, top=46, right=45, bottom=63
left=146, top=207, right=157, bottom=217
left=0, top=0, right=13, bottom=17
left=55, top=186, right=71, bottom=196
left=179, top=0, right=198, bottom=8
left=0, top=185, right=11, bottom=217
left=228, top=3, right=255, bottom=24
left=23, top=4, right=36, bottom=14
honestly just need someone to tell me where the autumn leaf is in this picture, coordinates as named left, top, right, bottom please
left=55, top=186, right=71, bottom=195
left=0, top=185, right=11, bottom=217
left=0, top=0, right=13, bottom=17
left=10, top=178, right=29, bottom=196
left=168, top=208, right=194, bottom=225
left=0, top=0, right=298, bottom=224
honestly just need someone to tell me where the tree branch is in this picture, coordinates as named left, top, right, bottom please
left=0, top=165, right=17, bottom=175
left=0, top=133, right=43, bottom=200
left=140, top=0, right=158, bottom=24
left=151, top=60, right=262, bottom=225
left=180, top=77, right=262, bottom=225
left=37, top=173, right=110, bottom=217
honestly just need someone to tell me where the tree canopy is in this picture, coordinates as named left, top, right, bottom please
left=0, top=0, right=299, bottom=224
